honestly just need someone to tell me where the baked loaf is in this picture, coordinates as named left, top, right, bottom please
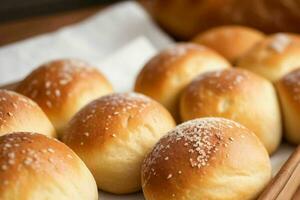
left=193, top=25, right=265, bottom=63
left=141, top=0, right=300, bottom=39
left=142, top=118, right=271, bottom=200
left=237, top=33, right=300, bottom=82
left=0, top=132, right=98, bottom=200
left=16, top=59, right=113, bottom=136
left=0, top=90, right=55, bottom=138
left=135, top=43, right=231, bottom=121
left=180, top=69, right=281, bottom=154
left=276, top=68, right=300, bottom=144
left=62, top=93, right=176, bottom=194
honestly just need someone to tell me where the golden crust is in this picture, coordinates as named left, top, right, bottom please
left=276, top=68, right=300, bottom=144
left=62, top=92, right=176, bottom=194
left=134, top=43, right=231, bottom=121
left=0, top=90, right=56, bottom=138
left=142, top=118, right=271, bottom=200
left=193, top=25, right=265, bottom=63
left=16, top=59, right=113, bottom=135
left=180, top=69, right=282, bottom=154
left=0, top=132, right=98, bottom=200
left=237, top=33, right=300, bottom=82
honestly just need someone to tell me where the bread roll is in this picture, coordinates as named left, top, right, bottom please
left=0, top=132, right=98, bottom=200
left=141, top=0, right=300, bottom=39
left=193, top=25, right=265, bottom=63
left=180, top=69, right=281, bottom=154
left=0, top=89, right=55, bottom=138
left=237, top=33, right=300, bottom=82
left=276, top=68, right=300, bottom=144
left=134, top=43, right=231, bottom=121
left=142, top=118, right=271, bottom=200
left=16, top=59, right=113, bottom=136
left=62, top=93, right=176, bottom=194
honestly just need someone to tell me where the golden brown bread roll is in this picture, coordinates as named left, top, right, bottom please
left=62, top=93, right=176, bottom=194
left=276, top=68, right=300, bottom=144
left=0, top=132, right=98, bottom=200
left=193, top=25, right=265, bottom=63
left=16, top=59, right=113, bottom=136
left=0, top=89, right=55, bottom=138
left=237, top=33, right=300, bottom=82
left=180, top=69, right=281, bottom=154
left=141, top=0, right=300, bottom=39
left=134, top=43, right=231, bottom=121
left=142, top=117, right=271, bottom=200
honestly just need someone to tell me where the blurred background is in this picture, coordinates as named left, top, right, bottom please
left=0, top=0, right=120, bottom=46
left=2, top=0, right=300, bottom=46
left=0, top=0, right=118, bottom=22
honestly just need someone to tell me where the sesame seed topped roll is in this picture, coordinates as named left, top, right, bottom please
left=237, top=33, right=300, bottom=82
left=135, top=43, right=231, bottom=121
left=63, top=92, right=176, bottom=194
left=0, top=132, right=98, bottom=200
left=193, top=25, right=265, bottom=63
left=16, top=59, right=113, bottom=136
left=180, top=69, right=282, bottom=154
left=142, top=118, right=271, bottom=200
left=0, top=89, right=55, bottom=138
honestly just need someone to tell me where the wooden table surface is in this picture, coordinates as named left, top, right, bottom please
left=0, top=5, right=106, bottom=47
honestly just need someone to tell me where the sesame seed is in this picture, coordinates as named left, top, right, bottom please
left=45, top=81, right=51, bottom=88
left=67, top=154, right=73, bottom=159
left=166, top=174, right=173, bottom=179
left=83, top=132, right=89, bottom=137
left=47, top=148, right=55, bottom=153
left=55, top=89, right=61, bottom=97
left=1, top=165, right=8, bottom=170
left=23, top=157, right=33, bottom=165
left=46, top=101, right=52, bottom=108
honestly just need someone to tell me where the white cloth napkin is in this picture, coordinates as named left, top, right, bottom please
left=0, top=1, right=173, bottom=85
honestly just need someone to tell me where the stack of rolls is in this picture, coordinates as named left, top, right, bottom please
left=2, top=25, right=300, bottom=200
left=62, top=92, right=176, bottom=194
left=135, top=43, right=231, bottom=121
left=0, top=58, right=116, bottom=200
left=180, top=68, right=281, bottom=154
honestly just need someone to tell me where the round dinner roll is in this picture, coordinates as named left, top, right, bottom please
left=62, top=93, right=176, bottom=194
left=142, top=118, right=271, bottom=200
left=180, top=69, right=281, bottom=154
left=193, top=25, right=265, bottom=63
left=237, top=33, right=300, bottom=82
left=0, top=132, right=98, bottom=200
left=0, top=89, right=55, bottom=138
left=134, top=43, right=231, bottom=121
left=16, top=59, right=113, bottom=136
left=276, top=68, right=300, bottom=144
